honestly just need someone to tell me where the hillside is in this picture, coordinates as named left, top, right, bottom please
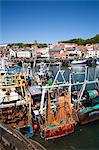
left=59, top=34, right=99, bottom=45
left=8, top=43, right=48, bottom=48
left=7, top=34, right=99, bottom=47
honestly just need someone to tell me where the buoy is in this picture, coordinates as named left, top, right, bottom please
left=34, top=124, right=38, bottom=130
left=88, top=90, right=98, bottom=99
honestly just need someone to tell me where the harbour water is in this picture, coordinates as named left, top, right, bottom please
left=32, top=65, right=99, bottom=149
left=33, top=120, right=99, bottom=150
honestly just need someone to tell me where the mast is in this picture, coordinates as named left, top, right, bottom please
left=40, top=88, right=46, bottom=114
left=26, top=96, right=32, bottom=125
left=78, top=66, right=88, bottom=102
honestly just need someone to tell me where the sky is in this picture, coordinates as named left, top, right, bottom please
left=0, top=0, right=99, bottom=44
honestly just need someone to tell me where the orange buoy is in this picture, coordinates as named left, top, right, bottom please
left=34, top=124, right=38, bottom=130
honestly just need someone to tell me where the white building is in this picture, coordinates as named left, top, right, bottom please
left=86, top=50, right=99, bottom=58
left=0, top=44, right=8, bottom=47
left=16, top=51, right=32, bottom=58
left=64, top=43, right=77, bottom=48
left=9, top=49, right=16, bottom=58
left=67, top=48, right=82, bottom=57
left=85, top=44, right=99, bottom=58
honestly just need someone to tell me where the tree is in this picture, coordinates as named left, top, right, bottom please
left=59, top=34, right=99, bottom=45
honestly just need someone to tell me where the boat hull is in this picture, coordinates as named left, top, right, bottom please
left=96, top=60, right=99, bottom=65
left=79, top=104, right=99, bottom=125
left=71, top=60, right=86, bottom=65
left=41, top=124, right=75, bottom=140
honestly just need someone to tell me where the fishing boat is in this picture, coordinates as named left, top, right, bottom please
left=0, top=57, right=8, bottom=75
left=78, top=90, right=99, bottom=125
left=71, top=66, right=99, bottom=125
left=39, top=85, right=78, bottom=140
left=79, top=104, right=99, bottom=125
left=0, top=68, right=7, bottom=76
left=32, top=62, right=53, bottom=88
left=52, top=66, right=99, bottom=125
left=0, top=73, right=33, bottom=138
left=6, top=65, right=21, bottom=75
left=71, top=60, right=86, bottom=65
left=96, top=59, right=99, bottom=65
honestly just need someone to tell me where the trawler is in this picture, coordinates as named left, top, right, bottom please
left=36, top=66, right=99, bottom=140
left=36, top=68, right=79, bottom=140
left=39, top=88, right=77, bottom=140
left=69, top=66, right=99, bottom=125
left=0, top=72, right=33, bottom=138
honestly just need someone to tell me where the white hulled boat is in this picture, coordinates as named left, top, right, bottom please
left=71, top=60, right=86, bottom=65
left=96, top=60, right=99, bottom=65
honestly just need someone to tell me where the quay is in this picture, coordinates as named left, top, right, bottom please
left=0, top=123, right=46, bottom=150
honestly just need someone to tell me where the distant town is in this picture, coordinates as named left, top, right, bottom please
left=0, top=35, right=99, bottom=61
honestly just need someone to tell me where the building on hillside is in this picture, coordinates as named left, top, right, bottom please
left=86, top=50, right=99, bottom=58
left=65, top=48, right=82, bottom=59
left=49, top=47, right=64, bottom=58
left=0, top=44, right=8, bottom=47
left=9, top=49, right=16, bottom=58
left=16, top=50, right=32, bottom=58
left=53, top=51, right=69, bottom=59
left=85, top=44, right=99, bottom=58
